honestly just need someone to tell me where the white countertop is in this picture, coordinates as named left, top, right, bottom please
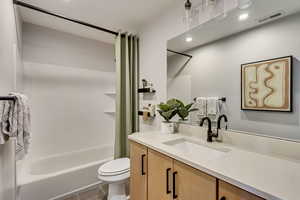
left=129, top=131, right=300, bottom=200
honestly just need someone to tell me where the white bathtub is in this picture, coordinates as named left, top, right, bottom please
left=17, top=145, right=114, bottom=200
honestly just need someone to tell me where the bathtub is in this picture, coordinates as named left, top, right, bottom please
left=17, top=145, right=114, bottom=200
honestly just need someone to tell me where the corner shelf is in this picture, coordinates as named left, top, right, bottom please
left=138, top=88, right=156, bottom=93
left=105, top=91, right=116, bottom=96
left=104, top=111, right=115, bottom=114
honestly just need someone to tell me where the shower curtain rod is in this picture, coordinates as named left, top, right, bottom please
left=13, top=0, right=119, bottom=36
left=167, top=49, right=193, bottom=58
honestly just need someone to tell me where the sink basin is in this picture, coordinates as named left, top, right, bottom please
left=163, top=138, right=231, bottom=161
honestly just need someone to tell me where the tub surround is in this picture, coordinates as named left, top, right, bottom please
left=22, top=23, right=115, bottom=160
left=129, top=127, right=300, bottom=200
left=62, top=187, right=105, bottom=200
left=17, top=145, right=113, bottom=200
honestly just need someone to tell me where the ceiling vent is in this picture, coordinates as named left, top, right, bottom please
left=258, top=11, right=285, bottom=23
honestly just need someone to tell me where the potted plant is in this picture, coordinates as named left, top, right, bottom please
left=176, top=100, right=198, bottom=121
left=157, top=99, right=180, bottom=134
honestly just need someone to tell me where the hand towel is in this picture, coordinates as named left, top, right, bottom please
left=207, top=97, right=219, bottom=115
left=218, top=100, right=226, bottom=115
left=195, top=97, right=207, bottom=116
left=0, top=102, right=10, bottom=144
left=0, top=93, right=31, bottom=160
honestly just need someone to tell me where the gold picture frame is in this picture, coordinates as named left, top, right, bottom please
left=241, top=56, right=292, bottom=112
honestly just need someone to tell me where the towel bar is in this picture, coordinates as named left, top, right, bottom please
left=0, top=96, right=17, bottom=101
left=193, top=97, right=226, bottom=102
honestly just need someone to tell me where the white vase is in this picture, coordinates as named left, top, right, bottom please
left=161, top=122, right=175, bottom=134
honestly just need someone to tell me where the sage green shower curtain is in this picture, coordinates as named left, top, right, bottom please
left=114, top=33, right=139, bottom=158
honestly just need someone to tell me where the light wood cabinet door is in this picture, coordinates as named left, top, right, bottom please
left=173, top=160, right=217, bottom=200
left=218, top=180, right=265, bottom=200
left=148, top=149, right=173, bottom=200
left=130, top=142, right=148, bottom=200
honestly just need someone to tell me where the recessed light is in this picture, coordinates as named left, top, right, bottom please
left=239, top=13, right=249, bottom=21
left=185, top=37, right=193, bottom=42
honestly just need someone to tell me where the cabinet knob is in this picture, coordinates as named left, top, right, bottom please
left=220, top=197, right=226, bottom=200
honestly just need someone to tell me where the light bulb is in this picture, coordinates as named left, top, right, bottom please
left=185, top=37, right=193, bottom=42
left=239, top=13, right=249, bottom=21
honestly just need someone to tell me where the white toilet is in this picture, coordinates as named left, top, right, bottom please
left=98, top=158, right=130, bottom=200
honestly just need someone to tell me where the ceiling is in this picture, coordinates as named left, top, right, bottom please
left=17, top=0, right=176, bottom=43
left=168, top=0, right=300, bottom=52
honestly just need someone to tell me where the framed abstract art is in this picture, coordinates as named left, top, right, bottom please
left=241, top=56, right=293, bottom=112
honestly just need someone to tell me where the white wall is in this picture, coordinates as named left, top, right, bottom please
left=0, top=1, right=23, bottom=200
left=14, top=7, right=24, bottom=93
left=23, top=23, right=114, bottom=73
left=138, top=0, right=237, bottom=131
left=168, top=13, right=300, bottom=141
left=22, top=23, right=115, bottom=159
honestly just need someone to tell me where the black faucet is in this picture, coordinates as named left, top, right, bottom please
left=200, top=115, right=229, bottom=143
left=217, top=114, right=228, bottom=135
left=200, top=117, right=214, bottom=142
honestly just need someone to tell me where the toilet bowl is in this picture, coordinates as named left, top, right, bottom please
left=98, top=158, right=130, bottom=200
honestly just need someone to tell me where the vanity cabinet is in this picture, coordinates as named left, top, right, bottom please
left=130, top=142, right=148, bottom=200
left=173, top=160, right=217, bottom=200
left=130, top=141, right=265, bottom=200
left=148, top=149, right=173, bottom=200
left=147, top=149, right=216, bottom=200
left=218, top=180, right=264, bottom=200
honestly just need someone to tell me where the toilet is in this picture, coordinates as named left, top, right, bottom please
left=98, top=158, right=130, bottom=200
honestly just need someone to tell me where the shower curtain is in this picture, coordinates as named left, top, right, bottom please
left=114, top=33, right=139, bottom=158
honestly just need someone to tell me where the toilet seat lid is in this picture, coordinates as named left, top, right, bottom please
left=98, top=158, right=130, bottom=176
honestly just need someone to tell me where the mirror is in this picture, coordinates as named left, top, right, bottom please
left=167, top=0, right=300, bottom=140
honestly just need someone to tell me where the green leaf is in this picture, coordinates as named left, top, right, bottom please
left=158, top=103, right=170, bottom=112
left=158, top=108, right=177, bottom=122
left=157, top=110, right=169, bottom=121
left=178, top=108, right=189, bottom=120
left=175, top=99, right=184, bottom=107
left=188, top=108, right=198, bottom=113
left=185, top=103, right=193, bottom=110
left=167, top=99, right=182, bottom=109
